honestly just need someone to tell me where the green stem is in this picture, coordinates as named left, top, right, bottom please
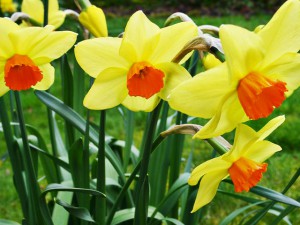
left=168, top=112, right=187, bottom=218
left=124, top=110, right=135, bottom=170
left=206, top=138, right=228, bottom=155
left=106, top=134, right=165, bottom=225
left=0, top=96, right=28, bottom=218
left=133, top=102, right=162, bottom=225
left=96, top=110, right=106, bottom=224
left=43, top=0, right=48, bottom=26
left=76, top=0, right=91, bottom=10
left=14, top=91, right=41, bottom=225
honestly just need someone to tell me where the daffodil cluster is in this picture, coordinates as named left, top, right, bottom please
left=0, top=0, right=297, bottom=216
left=169, top=0, right=300, bottom=139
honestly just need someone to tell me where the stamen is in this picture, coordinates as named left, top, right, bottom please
left=127, top=61, right=165, bottom=99
left=4, top=54, right=43, bottom=91
left=237, top=72, right=287, bottom=120
left=228, top=157, right=267, bottom=192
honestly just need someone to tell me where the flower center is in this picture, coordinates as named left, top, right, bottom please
left=228, top=157, right=267, bottom=192
left=237, top=72, right=287, bottom=120
left=4, top=54, right=43, bottom=91
left=127, top=61, right=165, bottom=99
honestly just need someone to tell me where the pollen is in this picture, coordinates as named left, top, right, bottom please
left=237, top=72, right=287, bottom=120
left=228, top=157, right=267, bottom=192
left=4, top=54, right=43, bottom=91
left=127, top=61, right=165, bottom=99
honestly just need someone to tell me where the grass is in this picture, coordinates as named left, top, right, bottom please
left=1, top=12, right=300, bottom=224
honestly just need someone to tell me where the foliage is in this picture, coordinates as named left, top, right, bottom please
left=0, top=0, right=299, bottom=225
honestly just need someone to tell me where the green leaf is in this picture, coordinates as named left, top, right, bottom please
left=29, top=144, right=70, bottom=172
left=220, top=201, right=265, bottom=225
left=159, top=173, right=189, bottom=215
left=60, top=54, right=75, bottom=148
left=52, top=191, right=73, bottom=225
left=34, top=90, right=126, bottom=183
left=224, top=180, right=300, bottom=207
left=163, top=218, right=185, bottom=225
left=0, top=219, right=21, bottom=225
left=25, top=124, right=59, bottom=183
left=41, top=183, right=106, bottom=199
left=149, top=102, right=170, bottom=205
left=55, top=199, right=96, bottom=223
left=149, top=173, right=189, bottom=223
left=112, top=207, right=164, bottom=225
left=250, top=185, right=300, bottom=207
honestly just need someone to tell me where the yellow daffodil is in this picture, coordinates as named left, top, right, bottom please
left=0, top=18, right=77, bottom=96
left=21, top=0, right=65, bottom=28
left=189, top=116, right=284, bottom=212
left=168, top=0, right=300, bottom=138
left=75, top=11, right=198, bottom=111
left=0, top=0, right=17, bottom=13
left=202, top=53, right=221, bottom=70
left=79, top=5, right=108, bottom=37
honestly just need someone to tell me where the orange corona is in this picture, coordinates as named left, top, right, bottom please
left=228, top=157, right=268, bottom=192
left=4, top=54, right=43, bottom=91
left=127, top=61, right=165, bottom=99
left=237, top=72, right=287, bottom=120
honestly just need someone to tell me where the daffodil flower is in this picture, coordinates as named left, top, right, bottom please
left=0, top=18, right=77, bottom=96
left=169, top=0, right=300, bottom=138
left=21, top=0, right=65, bottom=28
left=79, top=5, right=108, bottom=38
left=202, top=53, right=221, bottom=70
left=0, top=0, right=17, bottom=13
left=75, top=11, right=198, bottom=111
left=189, top=116, right=285, bottom=212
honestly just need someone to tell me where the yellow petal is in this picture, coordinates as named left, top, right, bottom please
left=202, top=53, right=222, bottom=70
left=155, top=62, right=191, bottom=100
left=9, top=25, right=53, bottom=55
left=49, top=0, right=59, bottom=12
left=9, top=25, right=77, bottom=64
left=83, top=67, right=127, bottom=110
left=79, top=5, right=108, bottom=38
left=122, top=94, right=161, bottom=112
left=188, top=157, right=230, bottom=186
left=148, top=21, right=198, bottom=64
left=256, top=115, right=285, bottom=141
left=32, top=64, right=54, bottom=90
left=194, top=92, right=248, bottom=139
left=22, top=0, right=65, bottom=28
left=244, top=140, right=281, bottom=162
left=48, top=11, right=66, bottom=29
left=119, top=40, right=138, bottom=64
left=30, top=30, right=76, bottom=64
left=220, top=25, right=264, bottom=80
left=75, top=37, right=129, bottom=78
left=21, top=0, right=44, bottom=24
left=120, top=11, right=160, bottom=60
left=226, top=123, right=258, bottom=161
left=191, top=170, right=228, bottom=212
left=0, top=18, right=19, bottom=59
left=168, top=64, right=232, bottom=118
left=0, top=72, right=10, bottom=97
left=262, top=53, right=300, bottom=96
left=258, top=0, right=300, bottom=66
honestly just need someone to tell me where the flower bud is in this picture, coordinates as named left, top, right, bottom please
left=79, top=5, right=108, bottom=38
